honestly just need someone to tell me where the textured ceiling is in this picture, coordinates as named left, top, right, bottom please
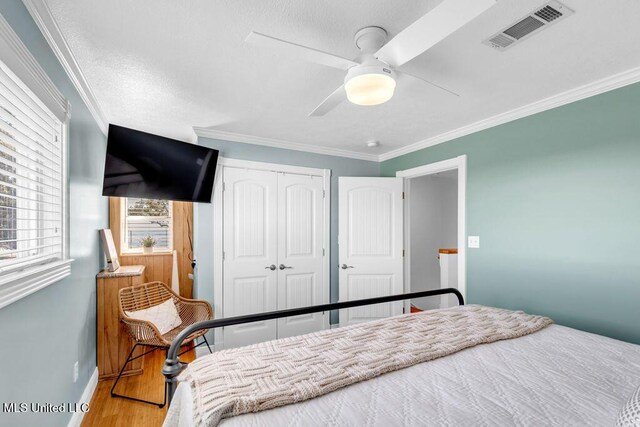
left=46, top=0, right=640, bottom=158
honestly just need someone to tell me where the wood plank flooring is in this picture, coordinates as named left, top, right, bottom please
left=82, top=347, right=196, bottom=427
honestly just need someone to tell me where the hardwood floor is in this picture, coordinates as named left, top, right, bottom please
left=82, top=346, right=196, bottom=427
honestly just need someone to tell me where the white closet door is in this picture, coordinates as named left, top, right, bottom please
left=222, top=167, right=278, bottom=348
left=338, top=177, right=404, bottom=326
left=277, top=173, right=325, bottom=338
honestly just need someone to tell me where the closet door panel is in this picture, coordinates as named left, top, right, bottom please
left=277, top=173, right=325, bottom=338
left=222, top=167, right=278, bottom=348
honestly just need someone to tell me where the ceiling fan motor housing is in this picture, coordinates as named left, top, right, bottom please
left=344, top=62, right=396, bottom=85
left=348, top=25, right=396, bottom=86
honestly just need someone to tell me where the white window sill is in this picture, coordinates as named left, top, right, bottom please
left=0, top=259, right=74, bottom=310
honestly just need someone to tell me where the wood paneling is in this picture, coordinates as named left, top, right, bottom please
left=173, top=201, right=194, bottom=298
left=96, top=269, right=145, bottom=380
left=109, top=198, right=194, bottom=297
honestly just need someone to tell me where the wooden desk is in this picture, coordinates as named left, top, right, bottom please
left=97, top=265, right=146, bottom=380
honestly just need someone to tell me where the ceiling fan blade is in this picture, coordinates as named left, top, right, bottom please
left=309, top=85, right=346, bottom=116
left=246, top=32, right=359, bottom=71
left=398, top=71, right=460, bottom=97
left=375, top=0, right=496, bottom=67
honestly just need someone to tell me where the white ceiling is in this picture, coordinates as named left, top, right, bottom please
left=45, top=0, right=640, bottom=159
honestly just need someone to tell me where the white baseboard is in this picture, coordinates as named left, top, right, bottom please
left=67, top=367, right=98, bottom=427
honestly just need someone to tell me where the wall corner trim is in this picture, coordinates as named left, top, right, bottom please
left=22, top=0, right=109, bottom=135
left=193, top=126, right=379, bottom=162
left=67, top=367, right=98, bottom=427
left=378, top=65, right=640, bottom=161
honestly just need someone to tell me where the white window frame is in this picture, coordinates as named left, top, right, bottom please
left=120, top=198, right=174, bottom=254
left=0, top=14, right=72, bottom=310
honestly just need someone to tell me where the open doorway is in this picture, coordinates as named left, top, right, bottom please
left=397, top=155, right=467, bottom=312
left=408, top=170, right=458, bottom=310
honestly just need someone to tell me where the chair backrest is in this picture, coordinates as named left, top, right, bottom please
left=118, top=281, right=178, bottom=315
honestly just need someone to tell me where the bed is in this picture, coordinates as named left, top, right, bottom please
left=162, top=290, right=640, bottom=426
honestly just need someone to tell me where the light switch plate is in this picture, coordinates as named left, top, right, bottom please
left=468, top=235, right=480, bottom=248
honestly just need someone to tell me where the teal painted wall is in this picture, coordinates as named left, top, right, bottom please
left=193, top=137, right=380, bottom=328
left=381, top=83, right=640, bottom=344
left=0, top=2, right=107, bottom=426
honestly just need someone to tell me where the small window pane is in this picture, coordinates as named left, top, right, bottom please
left=123, top=198, right=172, bottom=252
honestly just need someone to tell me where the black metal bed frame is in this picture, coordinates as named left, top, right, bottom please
left=111, top=338, right=211, bottom=407
left=162, top=287, right=464, bottom=406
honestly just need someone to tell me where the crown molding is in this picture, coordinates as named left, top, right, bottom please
left=379, top=65, right=640, bottom=162
left=22, top=0, right=108, bottom=135
left=193, top=127, right=379, bottom=162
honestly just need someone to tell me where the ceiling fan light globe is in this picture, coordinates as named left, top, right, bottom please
left=345, top=73, right=396, bottom=106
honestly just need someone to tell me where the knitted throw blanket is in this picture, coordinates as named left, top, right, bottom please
left=178, top=305, right=553, bottom=426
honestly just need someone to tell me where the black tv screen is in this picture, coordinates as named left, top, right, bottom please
left=102, top=124, right=219, bottom=203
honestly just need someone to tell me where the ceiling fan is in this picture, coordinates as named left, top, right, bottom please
left=246, top=0, right=496, bottom=116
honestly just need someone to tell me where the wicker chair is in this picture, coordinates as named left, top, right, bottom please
left=112, top=281, right=213, bottom=407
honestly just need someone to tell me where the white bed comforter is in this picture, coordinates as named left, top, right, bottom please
left=166, top=325, right=640, bottom=426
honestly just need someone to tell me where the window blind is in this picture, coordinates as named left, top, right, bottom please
left=0, top=60, right=64, bottom=275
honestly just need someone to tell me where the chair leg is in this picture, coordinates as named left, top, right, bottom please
left=203, top=335, right=213, bottom=353
left=110, top=344, right=167, bottom=408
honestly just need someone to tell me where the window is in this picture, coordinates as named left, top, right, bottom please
left=0, top=58, right=69, bottom=306
left=121, top=198, right=173, bottom=253
left=0, top=17, right=70, bottom=309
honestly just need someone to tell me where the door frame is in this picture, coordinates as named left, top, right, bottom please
left=396, top=155, right=467, bottom=310
left=212, top=157, right=331, bottom=348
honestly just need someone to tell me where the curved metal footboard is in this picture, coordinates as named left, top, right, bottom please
left=162, top=288, right=464, bottom=405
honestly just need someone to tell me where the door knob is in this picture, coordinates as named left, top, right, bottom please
left=265, top=264, right=276, bottom=271
left=279, top=264, right=293, bottom=270
left=340, top=264, right=354, bottom=269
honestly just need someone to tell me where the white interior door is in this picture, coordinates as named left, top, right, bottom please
left=222, top=167, right=278, bottom=348
left=339, top=177, right=404, bottom=326
left=277, top=173, right=325, bottom=338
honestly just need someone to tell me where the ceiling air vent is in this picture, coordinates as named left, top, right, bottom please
left=483, top=1, right=574, bottom=51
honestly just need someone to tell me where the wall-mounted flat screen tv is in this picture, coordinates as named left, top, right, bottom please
left=102, top=124, right=219, bottom=203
